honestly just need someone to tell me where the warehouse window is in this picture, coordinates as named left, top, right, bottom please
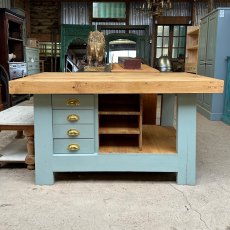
left=92, top=2, right=126, bottom=21
left=156, top=25, right=186, bottom=59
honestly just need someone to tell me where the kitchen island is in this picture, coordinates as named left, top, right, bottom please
left=9, top=72, right=224, bottom=185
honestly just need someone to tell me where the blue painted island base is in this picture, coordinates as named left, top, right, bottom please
left=34, top=94, right=196, bottom=185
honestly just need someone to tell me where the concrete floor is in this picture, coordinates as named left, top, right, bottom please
left=0, top=103, right=230, bottom=229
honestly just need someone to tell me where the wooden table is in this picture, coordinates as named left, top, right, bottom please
left=9, top=72, right=223, bottom=185
left=0, top=106, right=34, bottom=169
left=111, top=64, right=160, bottom=125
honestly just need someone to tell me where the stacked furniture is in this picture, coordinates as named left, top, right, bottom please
left=0, top=8, right=27, bottom=106
left=25, top=47, right=40, bottom=75
left=197, top=8, right=230, bottom=120
left=185, top=26, right=199, bottom=74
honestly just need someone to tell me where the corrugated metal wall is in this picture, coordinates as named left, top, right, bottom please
left=163, top=1, right=191, bottom=16
left=0, top=0, right=11, bottom=8
left=61, top=2, right=89, bottom=24
left=61, top=1, right=230, bottom=27
left=129, top=2, right=152, bottom=34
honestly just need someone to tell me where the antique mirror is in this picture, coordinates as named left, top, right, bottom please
left=108, top=39, right=136, bottom=63
left=65, top=38, right=87, bottom=72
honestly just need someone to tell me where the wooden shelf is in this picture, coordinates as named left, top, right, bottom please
left=0, top=138, right=27, bottom=163
left=99, top=94, right=143, bottom=150
left=100, top=127, right=140, bottom=134
left=8, top=37, right=23, bottom=42
left=187, top=27, right=199, bottom=35
left=185, top=26, right=199, bottom=74
left=99, top=105, right=141, bottom=115
left=99, top=125, right=176, bottom=154
left=99, top=119, right=140, bottom=134
left=187, top=45, right=198, bottom=50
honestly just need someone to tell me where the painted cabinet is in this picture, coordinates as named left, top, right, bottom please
left=197, top=8, right=230, bottom=120
left=25, top=47, right=40, bottom=75
left=52, top=94, right=98, bottom=154
left=222, top=57, right=230, bottom=125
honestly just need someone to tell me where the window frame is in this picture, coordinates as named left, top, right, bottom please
left=155, top=25, right=187, bottom=61
left=90, top=1, right=128, bottom=23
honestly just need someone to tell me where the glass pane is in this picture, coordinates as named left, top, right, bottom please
left=156, top=48, right=162, bottom=58
left=163, top=37, right=169, bottom=47
left=173, top=37, right=178, bottom=47
left=157, top=37, right=162, bottom=47
left=163, top=48, right=168, bottom=56
left=157, top=26, right=163, bottom=36
left=179, top=48, right=185, bottom=57
left=164, top=26, right=169, bottom=36
left=179, top=37, right=185, bottom=47
left=180, top=26, right=186, bottom=36
left=172, top=48, right=178, bottom=58
left=173, top=26, right=179, bottom=36
left=93, top=2, right=126, bottom=18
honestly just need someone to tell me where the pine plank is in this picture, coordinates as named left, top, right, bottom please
left=9, top=72, right=224, bottom=94
left=99, top=125, right=176, bottom=154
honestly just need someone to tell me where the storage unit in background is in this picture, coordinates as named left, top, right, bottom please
left=222, top=56, right=230, bottom=125
left=197, top=8, right=230, bottom=120
left=0, top=84, right=3, bottom=111
left=0, top=8, right=28, bottom=106
left=25, top=47, right=40, bottom=75
left=185, top=26, right=199, bottom=74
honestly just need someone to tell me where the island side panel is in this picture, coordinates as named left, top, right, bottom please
left=161, top=94, right=176, bottom=126
left=34, top=95, right=54, bottom=185
left=176, top=94, right=197, bottom=185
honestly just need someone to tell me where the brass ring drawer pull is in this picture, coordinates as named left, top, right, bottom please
left=67, top=114, right=80, bottom=122
left=66, top=98, right=80, bottom=106
left=67, top=144, right=80, bottom=151
left=67, top=129, right=80, bottom=137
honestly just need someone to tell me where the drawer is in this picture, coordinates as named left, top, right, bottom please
left=27, top=61, right=40, bottom=71
left=53, top=110, right=94, bottom=124
left=53, top=124, right=94, bottom=138
left=52, top=95, right=94, bottom=109
left=53, top=139, right=94, bottom=154
left=28, top=69, right=40, bottom=76
left=25, top=48, right=39, bottom=62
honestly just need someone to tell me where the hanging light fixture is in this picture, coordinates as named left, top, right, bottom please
left=137, top=0, right=172, bottom=17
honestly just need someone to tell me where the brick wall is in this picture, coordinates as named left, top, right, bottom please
left=30, top=1, right=59, bottom=41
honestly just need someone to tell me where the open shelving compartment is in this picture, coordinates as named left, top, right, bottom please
left=99, top=94, right=143, bottom=152
left=98, top=94, right=177, bottom=154
left=185, top=26, right=200, bottom=74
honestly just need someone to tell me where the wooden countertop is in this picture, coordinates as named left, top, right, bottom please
left=9, top=72, right=224, bottom=94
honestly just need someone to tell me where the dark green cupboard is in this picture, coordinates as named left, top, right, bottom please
left=60, top=25, right=95, bottom=71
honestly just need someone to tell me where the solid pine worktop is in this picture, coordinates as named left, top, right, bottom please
left=9, top=72, right=224, bottom=94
